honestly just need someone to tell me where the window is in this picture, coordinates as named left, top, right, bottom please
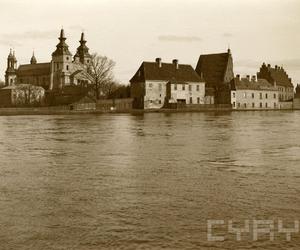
left=233, top=102, right=236, bottom=108
left=66, top=65, right=69, bottom=70
left=274, top=93, right=276, bottom=99
left=174, top=84, right=177, bottom=90
left=190, top=97, right=193, bottom=104
left=252, top=103, right=255, bottom=108
left=197, top=97, right=200, bottom=104
left=159, top=83, right=162, bottom=91
left=159, top=100, right=161, bottom=104
left=252, top=93, right=255, bottom=98
left=260, top=102, right=262, bottom=108
left=149, top=83, right=153, bottom=88
left=10, top=79, right=13, bottom=84
left=189, top=85, right=192, bottom=91
left=238, top=103, right=241, bottom=108
left=244, top=103, right=247, bottom=108
left=182, top=84, right=185, bottom=91
left=87, top=60, right=90, bottom=63
left=66, top=57, right=69, bottom=61
left=274, top=103, right=277, bottom=108
left=243, top=92, right=247, bottom=98
left=260, top=93, right=262, bottom=99
left=265, top=93, right=268, bottom=99
left=196, top=85, right=200, bottom=91
left=232, top=92, right=236, bottom=98
left=265, top=103, right=268, bottom=108
left=57, top=63, right=59, bottom=70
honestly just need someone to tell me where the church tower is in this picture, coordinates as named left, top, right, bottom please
left=5, top=49, right=17, bottom=86
left=73, top=32, right=91, bottom=65
left=30, top=51, right=37, bottom=64
left=50, top=29, right=72, bottom=90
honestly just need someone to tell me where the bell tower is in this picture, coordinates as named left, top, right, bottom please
left=73, top=32, right=91, bottom=65
left=50, top=29, right=72, bottom=90
left=5, top=49, right=17, bottom=86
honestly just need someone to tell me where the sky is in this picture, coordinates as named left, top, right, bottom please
left=0, top=0, right=300, bottom=86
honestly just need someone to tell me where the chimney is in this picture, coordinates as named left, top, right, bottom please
left=155, top=57, right=162, bottom=68
left=246, top=75, right=250, bottom=81
left=275, top=65, right=278, bottom=70
left=251, top=75, right=257, bottom=82
left=236, top=74, right=240, bottom=80
left=172, top=59, right=179, bottom=69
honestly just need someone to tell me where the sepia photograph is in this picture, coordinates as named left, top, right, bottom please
left=0, top=0, right=299, bottom=249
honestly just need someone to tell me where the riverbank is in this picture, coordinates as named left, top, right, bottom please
left=0, top=106, right=299, bottom=116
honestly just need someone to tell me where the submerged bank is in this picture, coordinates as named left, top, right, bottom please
left=0, top=106, right=298, bottom=116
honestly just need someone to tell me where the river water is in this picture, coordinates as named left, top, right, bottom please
left=0, top=111, right=300, bottom=250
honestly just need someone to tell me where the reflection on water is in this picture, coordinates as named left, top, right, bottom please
left=0, top=111, right=300, bottom=249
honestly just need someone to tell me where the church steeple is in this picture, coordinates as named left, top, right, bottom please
left=30, top=51, right=37, bottom=64
left=52, top=28, right=72, bottom=57
left=5, top=49, right=17, bottom=86
left=74, top=32, right=91, bottom=64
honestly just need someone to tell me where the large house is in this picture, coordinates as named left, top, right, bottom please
left=4, top=29, right=92, bottom=91
left=130, top=58, right=205, bottom=109
left=195, top=49, right=234, bottom=104
left=257, top=63, right=294, bottom=101
left=230, top=75, right=279, bottom=110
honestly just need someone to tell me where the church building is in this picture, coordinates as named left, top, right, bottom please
left=4, top=29, right=92, bottom=91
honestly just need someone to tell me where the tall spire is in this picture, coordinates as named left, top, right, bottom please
left=74, top=31, right=91, bottom=64
left=52, top=28, right=72, bottom=57
left=30, top=51, right=37, bottom=64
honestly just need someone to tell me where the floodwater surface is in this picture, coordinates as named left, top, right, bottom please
left=0, top=111, right=300, bottom=249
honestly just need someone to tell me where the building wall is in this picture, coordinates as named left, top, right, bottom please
left=231, top=89, right=279, bottom=109
left=18, top=74, right=51, bottom=90
left=293, top=98, right=300, bottom=110
left=167, top=82, right=205, bottom=105
left=144, top=80, right=167, bottom=109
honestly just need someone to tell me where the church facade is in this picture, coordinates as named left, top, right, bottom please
left=4, top=29, right=92, bottom=91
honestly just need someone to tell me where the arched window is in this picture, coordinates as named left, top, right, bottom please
left=66, top=65, right=69, bottom=70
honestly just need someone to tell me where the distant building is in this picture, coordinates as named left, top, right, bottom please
left=4, top=29, right=92, bottom=91
left=165, top=79, right=206, bottom=108
left=230, top=75, right=279, bottom=110
left=130, top=58, right=205, bottom=109
left=195, top=49, right=234, bottom=104
left=257, top=63, right=294, bottom=101
left=0, top=84, right=45, bottom=107
left=293, top=84, right=300, bottom=109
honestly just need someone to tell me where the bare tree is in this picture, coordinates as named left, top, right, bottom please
left=85, top=53, right=116, bottom=99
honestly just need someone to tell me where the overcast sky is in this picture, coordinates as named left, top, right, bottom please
left=1, top=0, right=300, bottom=85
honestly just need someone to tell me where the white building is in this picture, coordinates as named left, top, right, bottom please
left=231, top=75, right=279, bottom=110
left=130, top=58, right=205, bottom=109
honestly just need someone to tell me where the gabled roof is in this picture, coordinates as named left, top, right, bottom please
left=195, top=51, right=230, bottom=84
left=17, top=63, right=51, bottom=76
left=130, top=61, right=202, bottom=83
left=231, top=78, right=277, bottom=91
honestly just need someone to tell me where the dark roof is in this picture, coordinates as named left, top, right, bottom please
left=195, top=52, right=230, bottom=84
left=269, top=68, right=293, bottom=87
left=130, top=61, right=202, bottom=83
left=17, top=63, right=51, bottom=76
left=257, top=63, right=293, bottom=87
left=231, top=78, right=277, bottom=91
